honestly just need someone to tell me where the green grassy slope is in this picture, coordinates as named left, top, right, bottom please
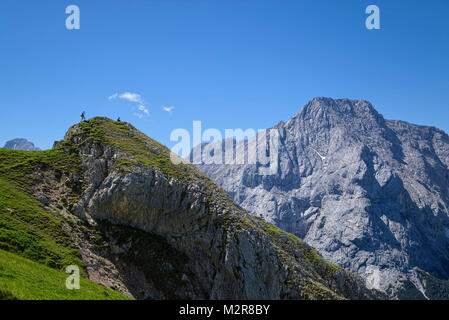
left=0, top=249, right=130, bottom=300
left=0, top=176, right=84, bottom=271
left=0, top=145, right=128, bottom=300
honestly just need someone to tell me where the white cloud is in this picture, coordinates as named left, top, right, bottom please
left=162, top=106, right=175, bottom=113
left=118, top=92, right=143, bottom=104
left=108, top=92, right=143, bottom=104
left=109, top=92, right=149, bottom=118
left=138, top=105, right=150, bottom=115
left=108, top=93, right=118, bottom=100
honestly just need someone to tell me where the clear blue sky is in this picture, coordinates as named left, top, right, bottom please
left=1, top=0, right=448, bottom=150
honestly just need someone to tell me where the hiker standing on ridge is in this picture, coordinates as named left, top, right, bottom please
left=81, top=111, right=86, bottom=122
left=117, top=117, right=121, bottom=122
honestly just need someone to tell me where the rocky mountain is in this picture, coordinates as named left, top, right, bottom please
left=3, top=138, right=41, bottom=151
left=0, top=117, right=380, bottom=300
left=191, top=97, right=449, bottom=299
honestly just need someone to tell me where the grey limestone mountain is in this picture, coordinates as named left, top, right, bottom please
left=3, top=138, right=41, bottom=151
left=191, top=97, right=449, bottom=299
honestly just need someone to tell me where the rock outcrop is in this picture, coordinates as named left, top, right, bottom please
left=192, top=97, right=449, bottom=298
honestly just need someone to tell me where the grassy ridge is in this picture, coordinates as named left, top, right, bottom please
left=0, top=148, right=81, bottom=189
left=0, top=249, right=130, bottom=300
left=76, top=119, right=192, bottom=179
left=76, top=119, right=230, bottom=195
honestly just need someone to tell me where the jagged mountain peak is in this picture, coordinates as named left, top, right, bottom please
left=286, top=97, right=384, bottom=132
left=194, top=98, right=449, bottom=299
left=301, top=97, right=377, bottom=115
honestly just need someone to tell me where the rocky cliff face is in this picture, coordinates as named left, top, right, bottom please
left=3, top=138, right=40, bottom=151
left=192, top=97, right=449, bottom=298
left=48, top=117, right=379, bottom=300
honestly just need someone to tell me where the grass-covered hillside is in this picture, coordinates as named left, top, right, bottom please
left=0, top=125, right=130, bottom=300
left=0, top=249, right=130, bottom=300
left=0, top=117, right=230, bottom=300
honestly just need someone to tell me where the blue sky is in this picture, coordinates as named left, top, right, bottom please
left=1, top=0, right=448, bottom=150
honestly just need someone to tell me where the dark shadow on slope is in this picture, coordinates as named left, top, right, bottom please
left=359, top=146, right=449, bottom=281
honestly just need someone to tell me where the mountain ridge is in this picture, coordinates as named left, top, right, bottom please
left=192, top=97, right=449, bottom=299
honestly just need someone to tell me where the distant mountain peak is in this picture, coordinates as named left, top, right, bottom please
left=299, top=97, right=380, bottom=119
left=3, top=138, right=41, bottom=151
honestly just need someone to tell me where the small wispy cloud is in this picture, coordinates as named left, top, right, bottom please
left=108, top=93, right=118, bottom=100
left=119, top=92, right=143, bottom=104
left=109, top=92, right=144, bottom=104
left=162, top=106, right=175, bottom=114
left=109, top=92, right=148, bottom=118
left=138, top=105, right=150, bottom=115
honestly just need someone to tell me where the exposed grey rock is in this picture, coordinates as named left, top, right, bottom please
left=3, top=138, right=41, bottom=151
left=36, top=195, right=49, bottom=206
left=191, top=97, right=449, bottom=298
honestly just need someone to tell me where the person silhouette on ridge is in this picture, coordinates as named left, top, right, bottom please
left=81, top=111, right=86, bottom=122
